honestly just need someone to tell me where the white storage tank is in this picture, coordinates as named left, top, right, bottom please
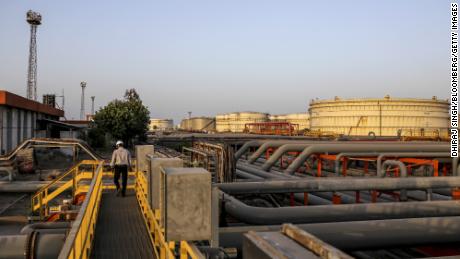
left=179, top=117, right=215, bottom=132
left=270, top=113, right=310, bottom=130
left=216, top=112, right=269, bottom=133
left=149, top=119, right=174, bottom=131
left=308, top=96, right=449, bottom=137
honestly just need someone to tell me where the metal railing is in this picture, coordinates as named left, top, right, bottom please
left=58, top=161, right=104, bottom=259
left=31, top=160, right=100, bottom=220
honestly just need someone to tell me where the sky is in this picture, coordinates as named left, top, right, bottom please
left=0, top=1, right=452, bottom=124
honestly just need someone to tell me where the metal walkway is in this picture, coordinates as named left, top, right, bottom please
left=91, top=191, right=155, bottom=259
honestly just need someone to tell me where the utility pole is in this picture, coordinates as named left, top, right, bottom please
left=91, top=96, right=95, bottom=115
left=80, top=82, right=86, bottom=120
left=26, top=10, right=42, bottom=100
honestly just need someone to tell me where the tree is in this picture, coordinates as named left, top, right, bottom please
left=91, top=89, right=150, bottom=146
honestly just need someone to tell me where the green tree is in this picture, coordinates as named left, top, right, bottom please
left=92, top=89, right=150, bottom=146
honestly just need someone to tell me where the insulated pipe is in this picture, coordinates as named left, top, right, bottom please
left=380, top=160, right=408, bottom=200
left=284, top=144, right=449, bottom=174
left=379, top=160, right=407, bottom=177
left=237, top=162, right=441, bottom=203
left=0, top=233, right=66, bottom=259
left=223, top=193, right=460, bottom=225
left=236, top=170, right=264, bottom=180
left=237, top=164, right=330, bottom=205
left=247, top=141, right=322, bottom=164
left=237, top=163, right=289, bottom=179
left=219, top=216, right=460, bottom=251
left=333, top=152, right=450, bottom=175
left=262, top=143, right=446, bottom=172
left=20, top=222, right=71, bottom=234
left=215, top=176, right=460, bottom=194
left=376, top=152, right=451, bottom=176
left=0, top=181, right=66, bottom=192
left=334, top=152, right=379, bottom=174
left=261, top=144, right=325, bottom=171
left=234, top=140, right=268, bottom=160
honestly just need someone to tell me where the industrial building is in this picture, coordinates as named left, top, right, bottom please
left=309, top=95, right=449, bottom=137
left=0, top=90, right=64, bottom=153
left=149, top=118, right=174, bottom=131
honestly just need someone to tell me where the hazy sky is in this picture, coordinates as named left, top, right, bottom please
left=0, top=1, right=451, bottom=123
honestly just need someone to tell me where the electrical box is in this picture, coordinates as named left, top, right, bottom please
left=161, top=167, right=211, bottom=241
left=135, top=145, right=154, bottom=173
left=149, top=158, right=183, bottom=209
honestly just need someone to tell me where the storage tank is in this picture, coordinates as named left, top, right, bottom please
left=216, top=112, right=269, bottom=132
left=308, top=96, right=449, bottom=137
left=215, top=114, right=229, bottom=132
left=179, top=117, right=215, bottom=132
left=270, top=113, right=310, bottom=130
left=149, top=119, right=173, bottom=131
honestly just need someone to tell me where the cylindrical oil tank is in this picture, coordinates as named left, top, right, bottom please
left=216, top=112, right=269, bottom=133
left=180, top=117, right=215, bottom=132
left=149, top=119, right=174, bottom=131
left=309, top=96, right=449, bottom=137
left=216, top=114, right=230, bottom=132
left=180, top=118, right=189, bottom=130
left=270, top=113, right=310, bottom=130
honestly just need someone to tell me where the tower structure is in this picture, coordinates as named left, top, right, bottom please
left=91, top=96, right=95, bottom=115
left=80, top=82, right=87, bottom=120
left=26, top=10, right=42, bottom=100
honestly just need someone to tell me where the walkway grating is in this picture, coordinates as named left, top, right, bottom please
left=91, top=191, right=155, bottom=259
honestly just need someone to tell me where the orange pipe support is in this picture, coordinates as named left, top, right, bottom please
left=332, top=193, right=342, bottom=204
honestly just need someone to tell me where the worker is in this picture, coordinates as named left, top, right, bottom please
left=110, top=140, right=131, bottom=197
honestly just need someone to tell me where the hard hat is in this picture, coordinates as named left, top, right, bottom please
left=116, top=140, right=123, bottom=146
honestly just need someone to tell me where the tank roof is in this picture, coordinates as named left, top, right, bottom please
left=310, top=96, right=449, bottom=104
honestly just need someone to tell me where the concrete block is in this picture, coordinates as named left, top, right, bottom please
left=149, top=158, right=182, bottom=209
left=161, top=167, right=211, bottom=241
left=135, top=145, right=154, bottom=173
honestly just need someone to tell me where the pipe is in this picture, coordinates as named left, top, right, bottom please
left=284, top=144, right=449, bottom=174
left=0, top=181, right=66, bottom=192
left=237, top=163, right=289, bottom=179
left=234, top=140, right=268, bottom=160
left=247, top=141, right=322, bottom=164
left=215, top=176, right=460, bottom=194
left=236, top=170, right=264, bottom=180
left=237, top=165, right=330, bottom=205
left=20, top=222, right=71, bottom=234
left=376, top=152, right=451, bottom=176
left=223, top=193, right=460, bottom=225
left=219, top=216, right=460, bottom=251
left=261, top=144, right=323, bottom=171
left=333, top=152, right=450, bottom=175
left=380, top=160, right=408, bottom=200
left=0, top=233, right=66, bottom=259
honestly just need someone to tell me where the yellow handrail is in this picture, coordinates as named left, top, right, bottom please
left=58, top=161, right=104, bottom=259
left=31, top=160, right=99, bottom=219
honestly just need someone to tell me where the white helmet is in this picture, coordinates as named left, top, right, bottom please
left=116, top=140, right=123, bottom=146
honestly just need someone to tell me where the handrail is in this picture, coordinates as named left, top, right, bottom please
left=31, top=160, right=99, bottom=219
left=0, top=138, right=103, bottom=161
left=58, top=161, right=104, bottom=259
